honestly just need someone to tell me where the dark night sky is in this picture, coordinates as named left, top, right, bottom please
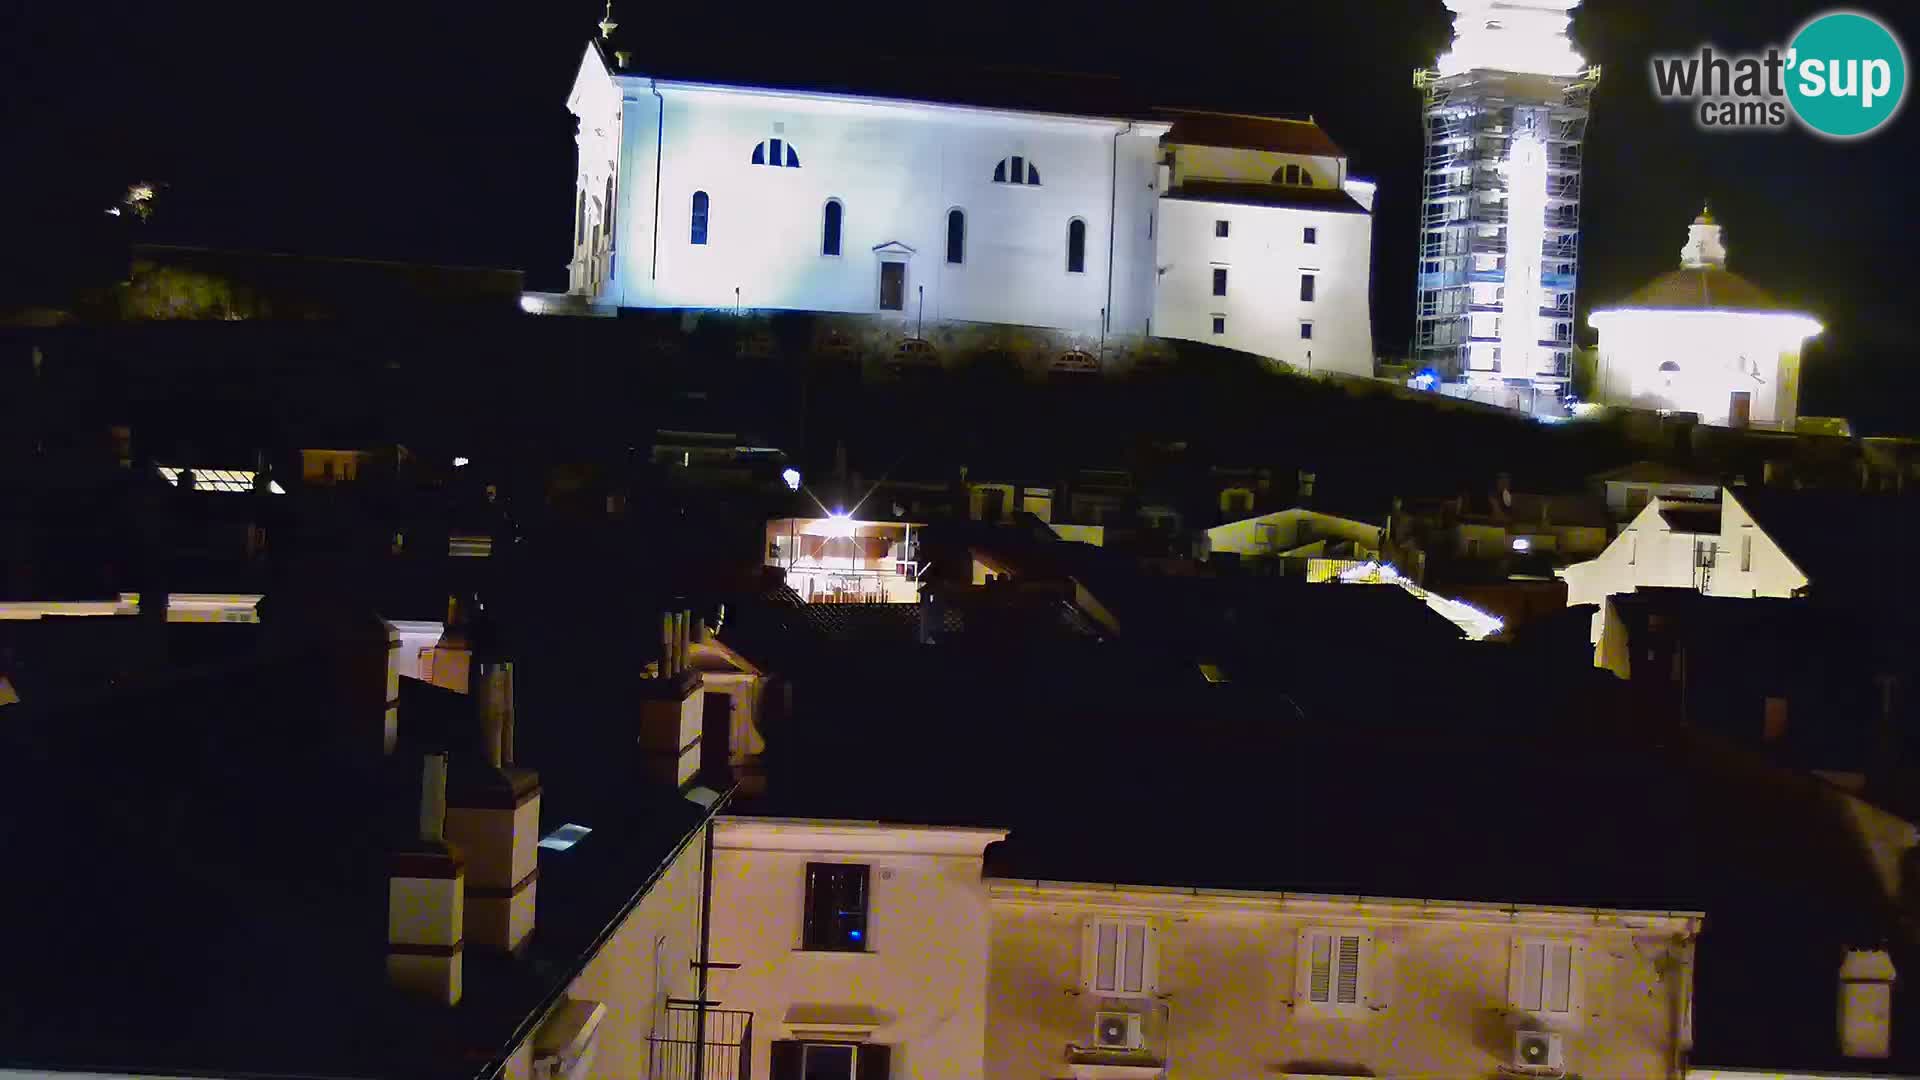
left=4, top=1, right=1916, bottom=430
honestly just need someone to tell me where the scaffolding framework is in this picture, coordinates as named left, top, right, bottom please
left=1414, top=66, right=1600, bottom=389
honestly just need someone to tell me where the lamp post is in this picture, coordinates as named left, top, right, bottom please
left=916, top=285, right=924, bottom=339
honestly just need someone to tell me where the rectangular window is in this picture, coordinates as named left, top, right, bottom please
left=1304, top=226, right=1318, bottom=245
left=1300, top=274, right=1317, bottom=303
left=1212, top=267, right=1228, bottom=296
left=1215, top=220, right=1230, bottom=238
left=1083, top=918, right=1156, bottom=997
left=1300, top=930, right=1367, bottom=1011
left=1300, top=322, right=1314, bottom=340
left=1211, top=315, right=1226, bottom=335
left=770, top=1041, right=891, bottom=1080
left=1510, top=940, right=1577, bottom=1016
left=1741, top=532, right=1753, bottom=571
left=769, top=138, right=784, bottom=165
left=802, top=863, right=869, bottom=951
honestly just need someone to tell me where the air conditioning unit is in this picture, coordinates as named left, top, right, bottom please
left=1512, top=1030, right=1564, bottom=1072
left=1093, top=1011, right=1145, bottom=1051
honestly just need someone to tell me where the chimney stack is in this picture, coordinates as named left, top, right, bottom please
left=640, top=605, right=706, bottom=787
left=1840, top=948, right=1897, bottom=1059
left=388, top=753, right=465, bottom=1004
left=444, top=594, right=541, bottom=953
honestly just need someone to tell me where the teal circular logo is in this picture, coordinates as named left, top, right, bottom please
left=1787, top=11, right=1908, bottom=138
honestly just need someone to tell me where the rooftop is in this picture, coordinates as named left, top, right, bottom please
left=1602, top=266, right=1804, bottom=314
left=1161, top=109, right=1346, bottom=157
left=1164, top=180, right=1370, bottom=214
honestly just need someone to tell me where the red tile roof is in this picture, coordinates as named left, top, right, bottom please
left=1610, top=268, right=1800, bottom=313
left=1160, top=109, right=1346, bottom=157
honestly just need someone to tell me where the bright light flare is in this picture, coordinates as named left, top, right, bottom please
left=782, top=468, right=802, bottom=491
left=453, top=457, right=470, bottom=468
left=822, top=512, right=856, bottom=538
left=1436, top=0, right=1587, bottom=78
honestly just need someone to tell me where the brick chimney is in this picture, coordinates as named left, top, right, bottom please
left=388, top=753, right=465, bottom=1003
left=444, top=595, right=541, bottom=952
left=639, top=605, right=704, bottom=787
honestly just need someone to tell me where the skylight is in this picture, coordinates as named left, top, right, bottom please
left=538, top=823, right=594, bottom=851
left=156, top=465, right=286, bottom=494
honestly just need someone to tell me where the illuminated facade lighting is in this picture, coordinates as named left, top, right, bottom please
left=1333, top=561, right=1506, bottom=641
left=1416, top=0, right=1597, bottom=408
left=1436, top=0, right=1586, bottom=78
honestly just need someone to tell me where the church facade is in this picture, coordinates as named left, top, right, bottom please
left=564, top=43, right=1376, bottom=376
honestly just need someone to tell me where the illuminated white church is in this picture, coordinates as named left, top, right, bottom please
left=1589, top=208, right=1822, bottom=429
left=563, top=33, right=1377, bottom=376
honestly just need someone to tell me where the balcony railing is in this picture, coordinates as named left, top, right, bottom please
left=650, top=1003, right=753, bottom=1080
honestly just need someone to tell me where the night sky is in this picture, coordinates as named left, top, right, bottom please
left=5, top=0, right=1916, bottom=430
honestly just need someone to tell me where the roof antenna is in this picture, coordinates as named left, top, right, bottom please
left=598, top=0, right=618, bottom=40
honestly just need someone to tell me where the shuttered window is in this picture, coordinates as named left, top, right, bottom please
left=1299, top=929, right=1368, bottom=1013
left=770, top=1041, right=890, bottom=1080
left=1510, top=940, right=1577, bottom=1015
left=1083, top=918, right=1156, bottom=998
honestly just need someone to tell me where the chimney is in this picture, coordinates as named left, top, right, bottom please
left=1839, top=948, right=1896, bottom=1059
left=388, top=753, right=465, bottom=1003
left=640, top=606, right=705, bottom=787
left=426, top=594, right=473, bottom=692
left=445, top=596, right=541, bottom=953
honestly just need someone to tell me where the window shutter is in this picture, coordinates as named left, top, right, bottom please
left=1084, top=919, right=1122, bottom=993
left=770, top=1041, right=803, bottom=1080
left=855, top=1043, right=892, bottom=1080
left=1544, top=943, right=1574, bottom=1013
left=1120, top=922, right=1149, bottom=994
left=1513, top=941, right=1545, bottom=1011
left=1335, top=934, right=1362, bottom=1004
left=1307, top=932, right=1333, bottom=1003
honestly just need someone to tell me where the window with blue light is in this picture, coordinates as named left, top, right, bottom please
left=802, top=862, right=870, bottom=952
left=691, top=191, right=709, bottom=245
left=751, top=139, right=802, bottom=167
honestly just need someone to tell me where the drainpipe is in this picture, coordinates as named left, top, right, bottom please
left=692, top=791, right=735, bottom=1080
left=650, top=80, right=665, bottom=282
left=1104, top=123, right=1133, bottom=358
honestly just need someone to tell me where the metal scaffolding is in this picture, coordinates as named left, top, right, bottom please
left=1413, top=66, right=1601, bottom=390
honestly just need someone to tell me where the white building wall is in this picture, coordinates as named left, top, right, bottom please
left=607, top=80, right=1157, bottom=335
left=1154, top=198, right=1374, bottom=375
left=1562, top=493, right=1810, bottom=649
left=1592, top=310, right=1814, bottom=429
left=989, top=882, right=1699, bottom=1080
left=707, top=819, right=1005, bottom=1080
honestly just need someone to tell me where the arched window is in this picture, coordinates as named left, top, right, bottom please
left=603, top=175, right=616, bottom=250
left=1274, top=164, right=1314, bottom=187
left=751, top=139, right=801, bottom=167
left=946, top=209, right=966, bottom=264
left=576, top=188, right=587, bottom=246
left=822, top=199, right=843, bottom=256
left=1300, top=171, right=1314, bottom=187
left=994, top=156, right=1041, bottom=185
left=690, top=191, right=709, bottom=245
left=1066, top=218, right=1087, bottom=274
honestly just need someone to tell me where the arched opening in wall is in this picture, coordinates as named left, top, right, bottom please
left=691, top=191, right=710, bottom=245
left=1052, top=350, right=1098, bottom=375
left=993, top=157, right=1041, bottom=185
left=822, top=199, right=843, bottom=257
left=1066, top=219, right=1087, bottom=274
left=1658, top=360, right=1681, bottom=393
left=576, top=188, right=587, bottom=246
left=946, top=209, right=966, bottom=264
left=1275, top=164, right=1313, bottom=187
left=751, top=139, right=801, bottom=167
left=604, top=174, right=616, bottom=253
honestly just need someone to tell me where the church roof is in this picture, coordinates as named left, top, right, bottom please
left=1163, top=180, right=1369, bottom=214
left=1161, top=110, right=1347, bottom=156
left=1606, top=266, right=1801, bottom=314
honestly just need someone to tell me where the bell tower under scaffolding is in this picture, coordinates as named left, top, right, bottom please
left=1414, top=1, right=1599, bottom=409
